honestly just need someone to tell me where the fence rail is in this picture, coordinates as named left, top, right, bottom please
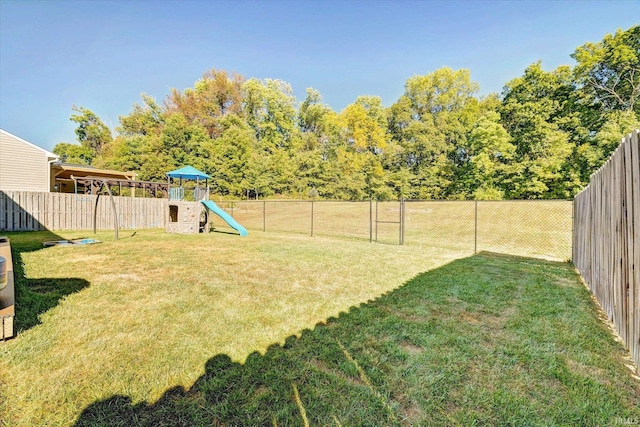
left=0, top=191, right=167, bottom=232
left=573, top=129, right=640, bottom=369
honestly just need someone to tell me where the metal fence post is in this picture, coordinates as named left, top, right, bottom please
left=369, top=198, right=373, bottom=243
left=263, top=200, right=266, bottom=232
left=399, top=198, right=405, bottom=245
left=398, top=199, right=401, bottom=245
left=571, top=198, right=575, bottom=262
left=311, top=200, right=314, bottom=237
left=474, top=200, right=478, bottom=254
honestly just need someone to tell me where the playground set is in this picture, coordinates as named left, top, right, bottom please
left=166, top=166, right=248, bottom=236
left=71, top=165, right=248, bottom=239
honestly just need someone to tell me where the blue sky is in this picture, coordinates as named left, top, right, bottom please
left=0, top=0, right=638, bottom=152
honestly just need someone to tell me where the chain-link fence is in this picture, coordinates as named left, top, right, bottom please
left=217, top=199, right=573, bottom=261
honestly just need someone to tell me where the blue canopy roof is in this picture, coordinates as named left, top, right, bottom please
left=166, top=166, right=210, bottom=180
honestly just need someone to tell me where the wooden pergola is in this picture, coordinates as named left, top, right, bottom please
left=51, top=162, right=168, bottom=197
left=73, top=176, right=168, bottom=198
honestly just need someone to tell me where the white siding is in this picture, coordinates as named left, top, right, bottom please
left=0, top=130, right=54, bottom=192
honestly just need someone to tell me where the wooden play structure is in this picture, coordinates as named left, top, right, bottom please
left=166, top=166, right=248, bottom=236
left=40, top=164, right=247, bottom=237
left=166, top=166, right=211, bottom=234
left=75, top=175, right=169, bottom=240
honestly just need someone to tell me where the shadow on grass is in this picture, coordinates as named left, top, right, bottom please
left=209, top=229, right=243, bottom=236
left=7, top=231, right=90, bottom=333
left=73, top=253, right=640, bottom=426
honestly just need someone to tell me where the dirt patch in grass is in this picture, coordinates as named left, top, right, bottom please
left=566, top=358, right=610, bottom=386
left=400, top=399, right=425, bottom=425
left=480, top=308, right=515, bottom=330
left=400, top=342, right=425, bottom=355
left=547, top=275, right=578, bottom=288
left=460, top=312, right=481, bottom=324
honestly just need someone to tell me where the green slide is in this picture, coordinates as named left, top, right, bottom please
left=200, top=200, right=248, bottom=236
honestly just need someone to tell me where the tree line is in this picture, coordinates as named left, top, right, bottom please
left=54, top=25, right=640, bottom=200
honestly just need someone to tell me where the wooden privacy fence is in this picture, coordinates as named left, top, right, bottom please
left=0, top=191, right=167, bottom=231
left=573, top=129, right=640, bottom=369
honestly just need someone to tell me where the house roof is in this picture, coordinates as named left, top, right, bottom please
left=166, top=165, right=210, bottom=180
left=0, top=128, right=58, bottom=159
left=51, top=162, right=136, bottom=181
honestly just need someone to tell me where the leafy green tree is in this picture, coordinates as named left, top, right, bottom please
left=207, top=114, right=255, bottom=197
left=93, top=135, right=146, bottom=173
left=167, top=68, right=244, bottom=138
left=568, top=26, right=640, bottom=190
left=242, top=78, right=299, bottom=152
left=386, top=167, right=413, bottom=199
left=388, top=67, right=481, bottom=199
left=292, top=147, right=324, bottom=197
left=270, top=149, right=299, bottom=196
left=62, top=32, right=640, bottom=202
left=465, top=111, right=515, bottom=200
left=330, top=146, right=367, bottom=200
left=131, top=113, right=211, bottom=182
left=572, top=25, right=640, bottom=114
left=363, top=153, right=392, bottom=199
left=299, top=88, right=332, bottom=136
left=404, top=67, right=479, bottom=117
left=52, top=142, right=95, bottom=165
left=244, top=151, right=275, bottom=199
left=69, top=105, right=113, bottom=157
left=118, top=94, right=164, bottom=137
left=241, top=78, right=302, bottom=196
left=160, top=113, right=211, bottom=172
left=568, top=110, right=640, bottom=192
left=96, top=95, right=165, bottom=173
left=54, top=106, right=113, bottom=165
left=591, top=110, right=640, bottom=161
left=296, top=88, right=336, bottom=197
left=341, top=96, right=388, bottom=153
left=321, top=96, right=390, bottom=199
left=500, top=63, right=574, bottom=198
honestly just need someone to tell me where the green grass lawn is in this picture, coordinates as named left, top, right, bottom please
left=0, top=229, right=637, bottom=426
